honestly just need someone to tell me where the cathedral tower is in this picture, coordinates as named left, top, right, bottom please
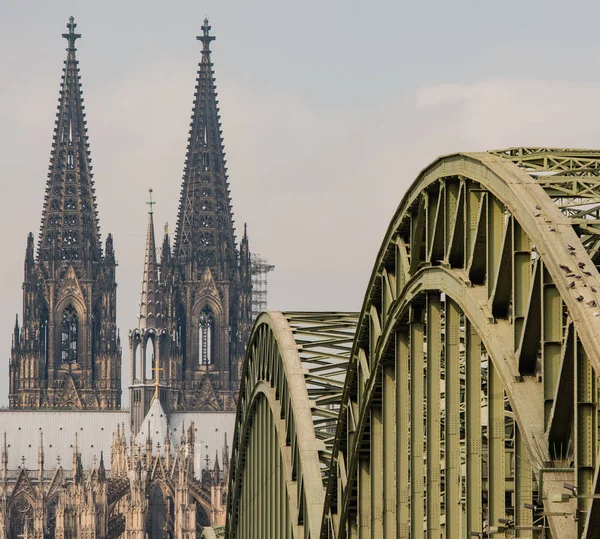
left=9, top=17, right=121, bottom=409
left=159, top=19, right=252, bottom=412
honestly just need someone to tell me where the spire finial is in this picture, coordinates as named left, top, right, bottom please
left=198, top=18, right=216, bottom=53
left=62, top=16, right=81, bottom=51
left=147, top=188, right=155, bottom=214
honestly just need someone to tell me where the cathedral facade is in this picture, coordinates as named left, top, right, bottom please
left=1, top=16, right=251, bottom=539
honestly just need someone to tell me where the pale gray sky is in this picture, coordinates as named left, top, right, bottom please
left=2, top=0, right=600, bottom=404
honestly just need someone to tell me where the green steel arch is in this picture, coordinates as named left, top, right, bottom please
left=324, top=149, right=600, bottom=539
left=227, top=149, right=600, bottom=539
left=225, top=311, right=358, bottom=539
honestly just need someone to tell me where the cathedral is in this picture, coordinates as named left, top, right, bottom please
left=0, top=16, right=253, bottom=538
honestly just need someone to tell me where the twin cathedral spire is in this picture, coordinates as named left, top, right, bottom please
left=10, top=16, right=119, bottom=409
left=9, top=17, right=252, bottom=418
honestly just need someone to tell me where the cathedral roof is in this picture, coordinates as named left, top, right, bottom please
left=38, top=17, right=103, bottom=264
left=0, top=410, right=127, bottom=472
left=138, top=189, right=162, bottom=329
left=174, top=19, right=238, bottom=279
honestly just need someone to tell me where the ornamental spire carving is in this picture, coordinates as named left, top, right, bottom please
left=138, top=189, right=162, bottom=329
left=174, top=18, right=237, bottom=280
left=38, top=16, right=102, bottom=264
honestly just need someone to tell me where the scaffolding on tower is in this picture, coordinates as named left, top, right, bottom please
left=251, top=254, right=275, bottom=319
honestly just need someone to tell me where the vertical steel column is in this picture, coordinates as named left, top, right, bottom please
left=542, top=266, right=562, bottom=427
left=487, top=196, right=504, bottom=298
left=410, top=307, right=425, bottom=539
left=513, top=221, right=532, bottom=349
left=382, top=363, right=396, bottom=536
left=465, top=320, right=482, bottom=536
left=576, top=338, right=597, bottom=535
left=514, top=428, right=534, bottom=537
left=371, top=404, right=383, bottom=538
left=445, top=298, right=461, bottom=537
left=359, top=426, right=371, bottom=538
left=426, top=294, right=442, bottom=538
left=445, top=180, right=460, bottom=256
left=397, top=328, right=410, bottom=538
left=267, top=397, right=272, bottom=539
left=488, top=358, right=505, bottom=530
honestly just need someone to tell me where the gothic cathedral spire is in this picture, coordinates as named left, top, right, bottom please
left=9, top=17, right=121, bottom=410
left=39, top=16, right=102, bottom=264
left=174, top=19, right=237, bottom=280
left=159, top=19, right=252, bottom=412
left=139, top=190, right=162, bottom=330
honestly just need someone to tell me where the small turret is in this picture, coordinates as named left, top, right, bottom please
left=180, top=421, right=187, bottom=448
left=161, top=222, right=171, bottom=272
left=24, top=233, right=35, bottom=274
left=213, top=450, right=220, bottom=476
left=12, top=314, right=20, bottom=351
left=240, top=223, right=250, bottom=271
left=105, top=233, right=115, bottom=263
left=222, top=431, right=229, bottom=475
left=98, top=451, right=106, bottom=482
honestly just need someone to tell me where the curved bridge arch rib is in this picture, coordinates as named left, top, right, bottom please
left=226, top=312, right=358, bottom=539
left=227, top=149, right=600, bottom=539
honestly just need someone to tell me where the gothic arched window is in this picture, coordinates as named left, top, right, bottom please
left=61, top=305, right=78, bottom=364
left=9, top=496, right=33, bottom=539
left=199, top=307, right=214, bottom=366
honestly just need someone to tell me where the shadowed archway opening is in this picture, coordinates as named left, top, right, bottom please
left=9, top=496, right=33, bottom=539
left=60, top=304, right=78, bottom=364
left=147, top=484, right=172, bottom=538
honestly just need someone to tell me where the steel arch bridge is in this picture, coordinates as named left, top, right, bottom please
left=226, top=149, right=600, bottom=539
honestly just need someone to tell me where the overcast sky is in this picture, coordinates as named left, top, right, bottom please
left=2, top=0, right=600, bottom=405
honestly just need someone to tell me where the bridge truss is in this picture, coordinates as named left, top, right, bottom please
left=227, top=149, right=600, bottom=538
